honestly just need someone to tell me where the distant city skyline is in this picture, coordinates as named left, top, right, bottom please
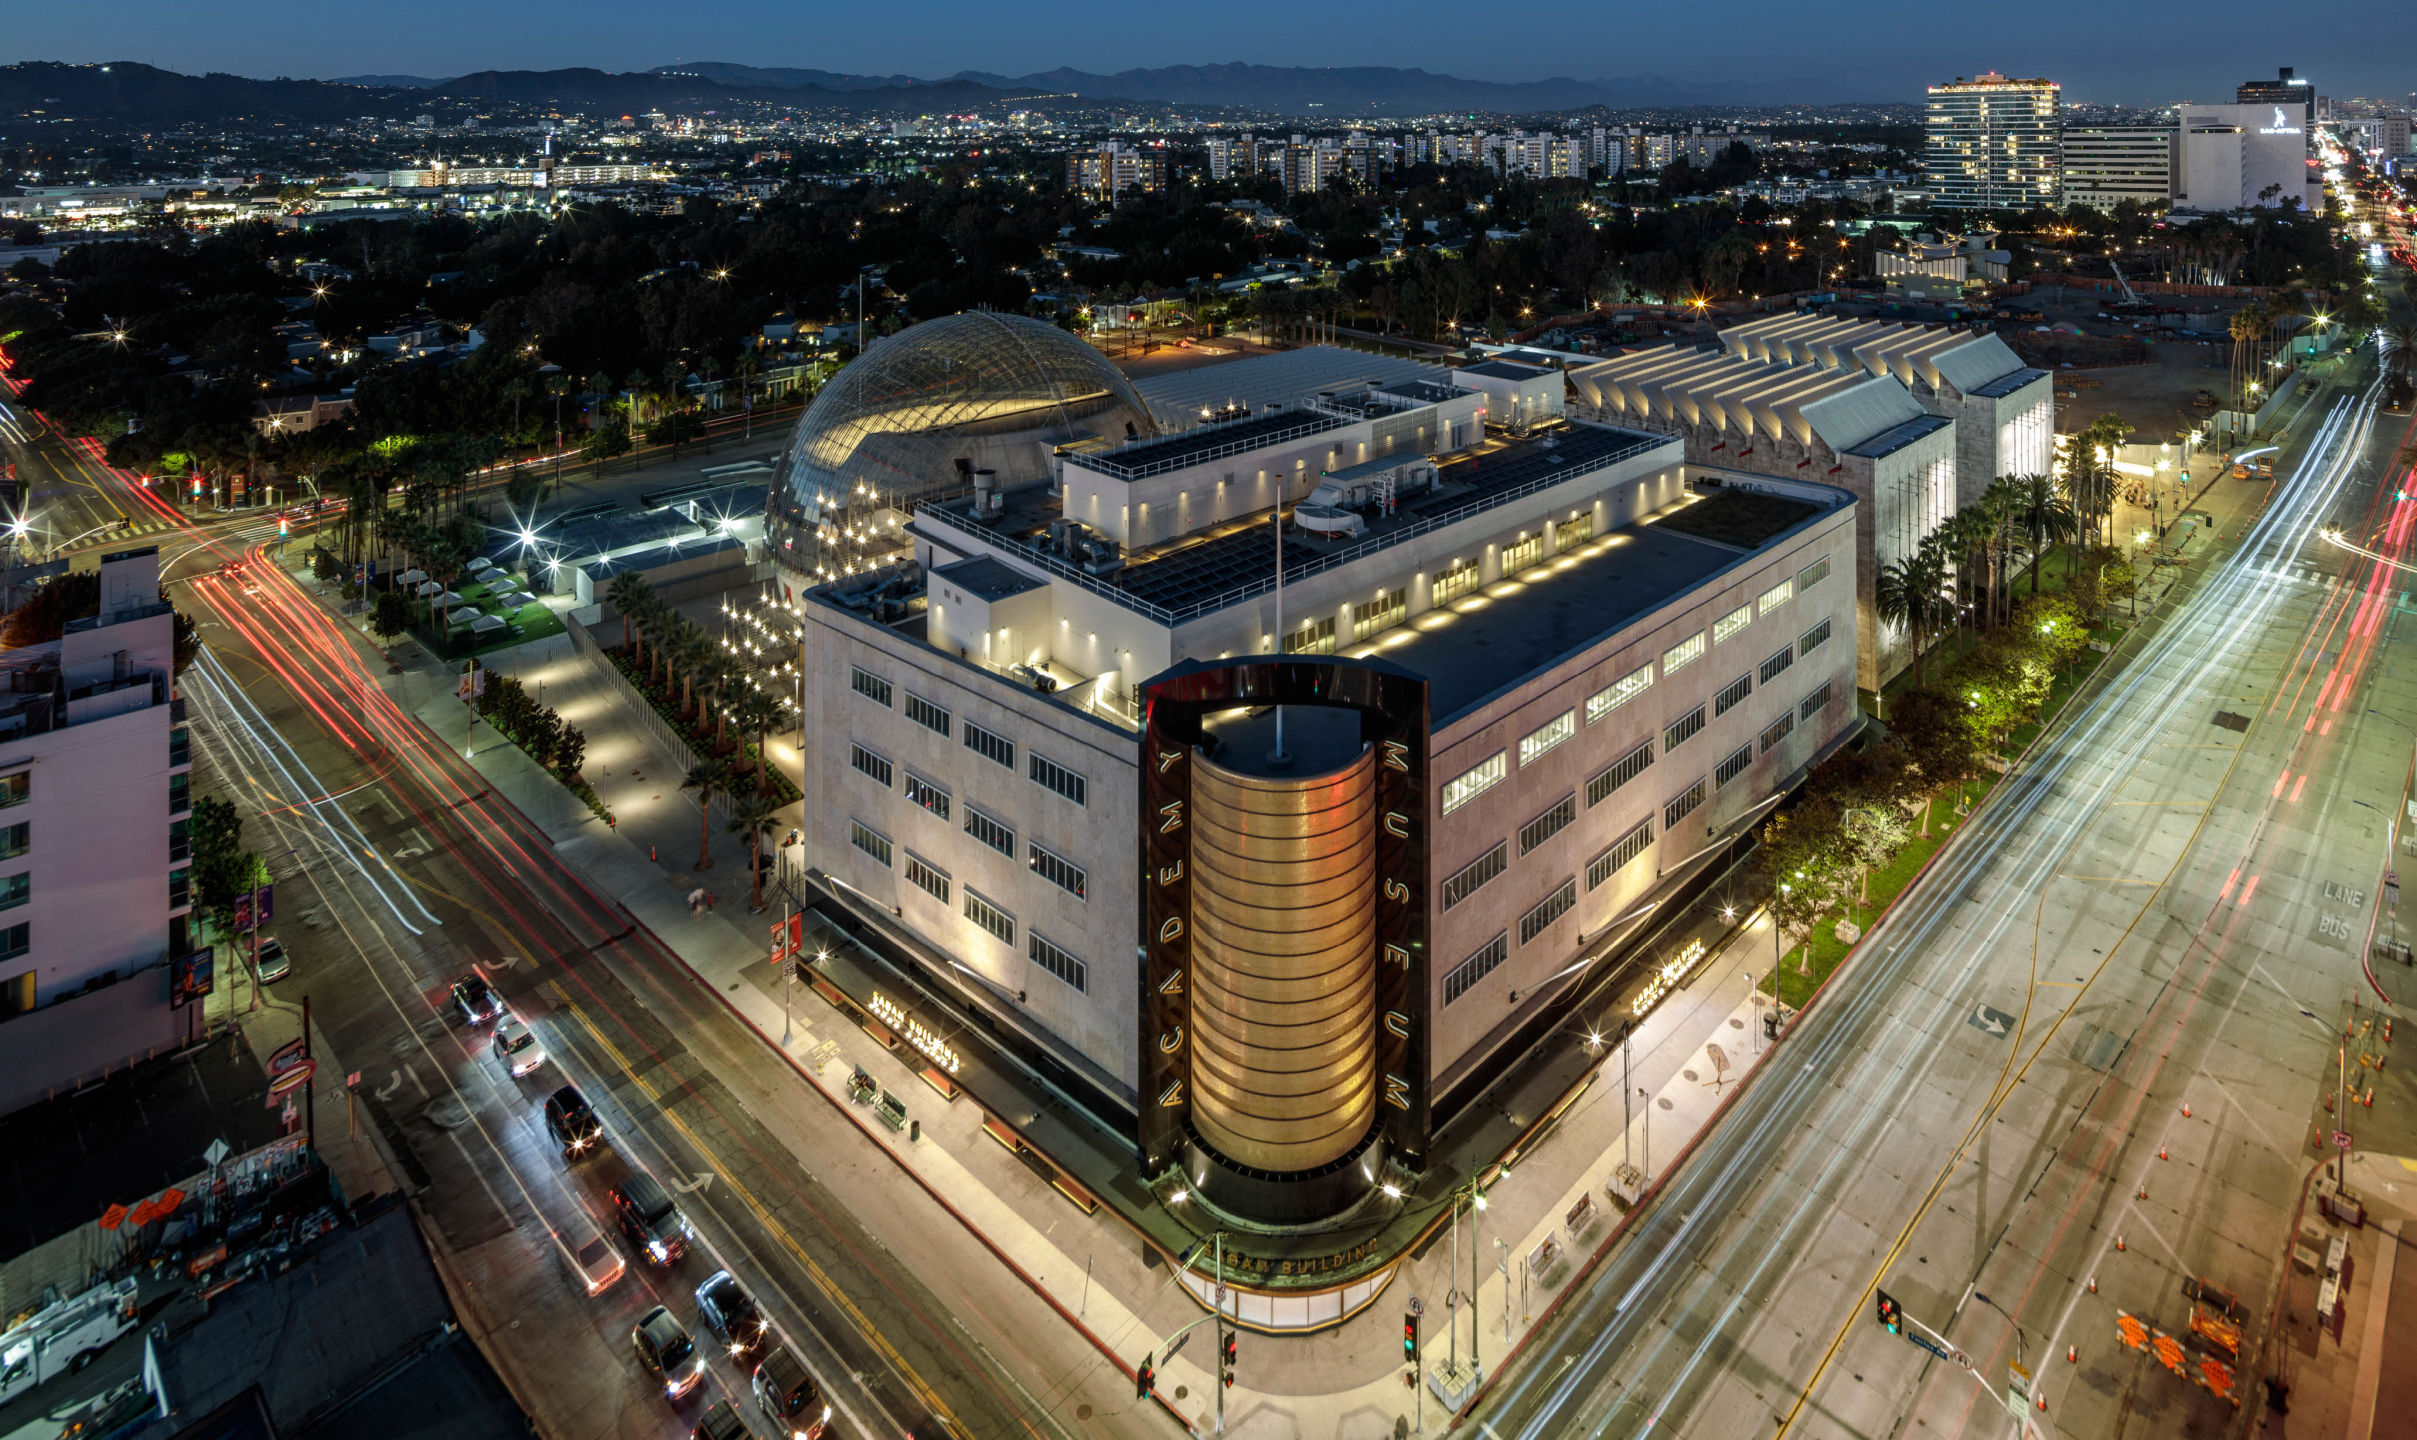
left=9, top=0, right=2414, bottom=109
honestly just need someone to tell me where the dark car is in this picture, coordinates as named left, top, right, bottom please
left=611, top=1172, right=689, bottom=1266
left=751, top=1346, right=829, bottom=1439
left=632, top=1305, right=705, bottom=1399
left=691, top=1400, right=749, bottom=1440
left=451, top=972, right=503, bottom=1024
left=695, top=1270, right=768, bottom=1358
left=544, top=1084, right=604, bottom=1161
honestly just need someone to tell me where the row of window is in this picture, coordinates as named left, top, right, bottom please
left=1445, top=608, right=1836, bottom=816
left=852, top=667, right=1088, bottom=807
left=876, top=837, right=1090, bottom=994
left=1443, top=811, right=1663, bottom=1009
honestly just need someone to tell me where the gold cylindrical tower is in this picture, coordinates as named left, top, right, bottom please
left=1187, top=743, right=1377, bottom=1172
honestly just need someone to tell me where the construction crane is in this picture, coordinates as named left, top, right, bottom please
left=2109, top=261, right=2144, bottom=308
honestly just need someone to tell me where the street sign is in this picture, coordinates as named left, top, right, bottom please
left=2007, top=1360, right=2032, bottom=1422
left=1408, top=1295, right=1425, bottom=1317
left=1968, top=1003, right=2016, bottom=1038
left=2333, top=1129, right=2354, bottom=1151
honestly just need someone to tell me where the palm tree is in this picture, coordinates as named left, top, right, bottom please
left=668, top=627, right=710, bottom=719
left=682, top=758, right=730, bottom=870
left=727, top=791, right=782, bottom=912
left=1938, top=509, right=1997, bottom=636
left=605, top=573, right=651, bottom=652
left=1875, top=546, right=1944, bottom=688
left=2229, top=302, right=2268, bottom=413
left=2015, top=472, right=2077, bottom=594
left=735, top=687, right=787, bottom=787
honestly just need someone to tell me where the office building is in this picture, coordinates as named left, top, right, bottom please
left=0, top=548, right=196, bottom=1117
left=786, top=321, right=1860, bottom=1225
left=2175, top=104, right=2318, bottom=212
left=2060, top=125, right=2177, bottom=209
left=2237, top=67, right=2315, bottom=128
left=1567, top=345, right=1958, bottom=693
left=1925, top=72, right=2062, bottom=210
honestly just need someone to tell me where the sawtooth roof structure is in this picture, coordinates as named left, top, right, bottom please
left=1566, top=347, right=1929, bottom=455
left=1716, top=312, right=2038, bottom=398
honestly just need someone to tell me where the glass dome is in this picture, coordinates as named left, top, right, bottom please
left=777, top=311, right=1157, bottom=515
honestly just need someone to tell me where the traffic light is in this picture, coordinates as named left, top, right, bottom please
left=1876, top=1289, right=1903, bottom=1335
left=1403, top=1311, right=1420, bottom=1361
left=1222, top=1332, right=1237, bottom=1389
left=1134, top=1352, right=1155, bottom=1399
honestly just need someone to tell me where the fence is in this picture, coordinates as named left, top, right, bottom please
left=561, top=612, right=734, bottom=829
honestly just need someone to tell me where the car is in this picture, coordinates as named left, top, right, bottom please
left=451, top=972, right=504, bottom=1024
left=544, top=1084, right=605, bottom=1161
left=695, top=1270, right=768, bottom=1359
left=252, top=937, right=291, bottom=984
left=611, top=1172, right=690, bottom=1266
left=632, top=1305, right=706, bottom=1399
left=751, top=1346, right=830, bottom=1440
left=494, top=1016, right=545, bottom=1078
left=691, top=1400, right=750, bottom=1440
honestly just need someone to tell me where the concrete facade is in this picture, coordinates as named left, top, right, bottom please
left=2060, top=125, right=2177, bottom=209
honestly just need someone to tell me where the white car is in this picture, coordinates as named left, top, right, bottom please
left=494, top=1016, right=545, bottom=1078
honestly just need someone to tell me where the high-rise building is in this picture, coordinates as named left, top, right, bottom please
left=1925, top=72, right=2062, bottom=210
left=2237, top=67, right=2315, bottom=128
left=1065, top=143, right=1166, bottom=199
left=0, top=548, right=197, bottom=1117
left=2059, top=125, right=2176, bottom=210
left=2175, top=104, right=2316, bottom=213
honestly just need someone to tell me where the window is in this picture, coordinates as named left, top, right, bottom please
left=905, top=854, right=951, bottom=903
left=963, top=890, right=1015, bottom=945
left=1662, top=631, right=1705, bottom=675
left=851, top=667, right=893, bottom=708
left=1663, top=706, right=1705, bottom=751
left=1758, top=577, right=1794, bottom=614
left=1713, top=603, right=1753, bottom=645
left=1432, top=558, right=1481, bottom=607
left=1713, top=674, right=1752, bottom=717
left=1441, top=843, right=1507, bottom=910
left=1760, top=711, right=1795, bottom=754
left=1518, top=711, right=1575, bottom=767
left=1501, top=532, right=1542, bottom=576
left=850, top=743, right=893, bottom=789
left=1028, top=843, right=1088, bottom=900
left=1801, top=682, right=1836, bottom=720
left=1759, top=645, right=1796, bottom=685
left=0, top=923, right=24, bottom=962
left=169, top=727, right=190, bottom=767
left=1586, top=664, right=1653, bottom=724
left=904, top=692, right=951, bottom=736
left=1353, top=588, right=1407, bottom=636
left=1587, top=819, right=1655, bottom=890
left=1799, top=617, right=1832, bottom=656
left=1518, top=879, right=1578, bottom=945
left=964, top=806, right=1014, bottom=856
left=1029, top=933, right=1088, bottom=993
left=168, top=774, right=189, bottom=815
left=963, top=720, right=1014, bottom=769
left=903, top=773, right=951, bottom=821
left=0, top=774, right=27, bottom=809
left=1587, top=740, right=1655, bottom=807
left=1716, top=744, right=1754, bottom=787
left=1029, top=753, right=1088, bottom=807
left=1442, top=753, right=1506, bottom=815
left=1283, top=616, right=1337, bottom=654
left=1519, top=794, right=1578, bottom=856
left=0, top=823, right=27, bottom=861
left=1442, top=933, right=1508, bottom=1007
left=1556, top=512, right=1594, bottom=549
left=1663, top=779, right=1707, bottom=829
left=0, top=873, right=27, bottom=911
left=1798, top=555, right=1831, bottom=591
left=849, top=820, right=892, bottom=868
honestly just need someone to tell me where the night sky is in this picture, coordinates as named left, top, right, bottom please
left=10, top=0, right=2410, bottom=107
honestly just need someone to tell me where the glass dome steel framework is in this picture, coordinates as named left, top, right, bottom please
left=776, top=311, right=1158, bottom=515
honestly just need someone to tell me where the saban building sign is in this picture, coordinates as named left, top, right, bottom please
left=1139, top=655, right=1430, bottom=1225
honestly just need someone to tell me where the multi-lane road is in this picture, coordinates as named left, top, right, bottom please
left=1478, top=343, right=2414, bottom=1438
left=2, top=419, right=1146, bottom=1440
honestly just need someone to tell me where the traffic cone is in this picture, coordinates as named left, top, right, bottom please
left=2158, top=1145, right=2167, bottom=1161
left=2068, top=1344, right=2078, bottom=1362
left=2038, top=1391, right=2049, bottom=1411
left=2117, top=1235, right=2127, bottom=1252
left=2137, top=1183, right=2149, bottom=1200
left=2182, top=1103, right=2192, bottom=1118
left=2089, top=1276, right=2098, bottom=1294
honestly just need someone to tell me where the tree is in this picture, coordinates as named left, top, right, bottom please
left=554, top=725, right=587, bottom=781
left=371, top=588, right=412, bottom=639
left=189, top=793, right=266, bottom=937
left=1759, top=800, right=1849, bottom=974
left=1874, top=544, right=1948, bottom=688
left=606, top=572, right=651, bottom=651
left=682, top=758, right=731, bottom=870
left=2015, top=472, right=2077, bottom=594
left=727, top=791, right=782, bottom=912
